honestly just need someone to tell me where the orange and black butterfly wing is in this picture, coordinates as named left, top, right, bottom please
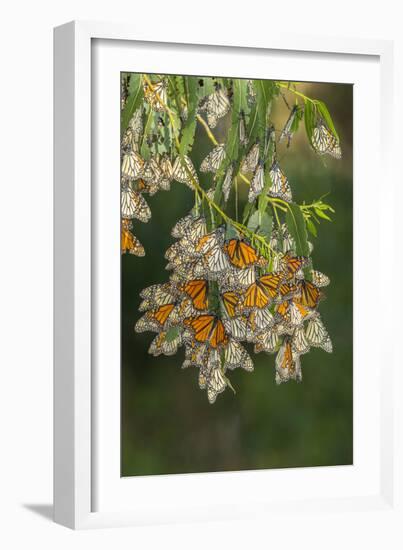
left=222, top=291, right=239, bottom=317
left=209, top=319, right=228, bottom=348
left=153, top=303, right=175, bottom=326
left=296, top=280, right=322, bottom=308
left=281, top=253, right=306, bottom=279
left=278, top=282, right=298, bottom=300
left=259, top=273, right=282, bottom=299
left=243, top=282, right=270, bottom=309
left=181, top=279, right=208, bottom=310
left=185, top=315, right=214, bottom=343
left=225, top=239, right=260, bottom=269
left=276, top=300, right=289, bottom=320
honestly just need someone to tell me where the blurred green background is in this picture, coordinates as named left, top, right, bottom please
left=121, top=80, right=353, bottom=477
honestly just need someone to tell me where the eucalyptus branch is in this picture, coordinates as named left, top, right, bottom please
left=275, top=81, right=316, bottom=104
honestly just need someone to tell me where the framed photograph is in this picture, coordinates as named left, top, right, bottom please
left=54, top=21, right=399, bottom=531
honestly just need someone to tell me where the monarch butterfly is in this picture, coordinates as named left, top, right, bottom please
left=139, top=283, right=177, bottom=312
left=148, top=330, right=182, bottom=357
left=310, top=270, right=330, bottom=288
left=203, top=244, right=231, bottom=275
left=195, top=227, right=230, bottom=280
left=279, top=253, right=307, bottom=280
left=172, top=214, right=207, bottom=244
left=254, top=329, right=280, bottom=354
left=171, top=213, right=194, bottom=239
left=221, top=291, right=239, bottom=318
left=127, top=107, right=143, bottom=137
left=268, top=161, right=293, bottom=202
left=291, top=325, right=310, bottom=355
left=121, top=184, right=151, bottom=222
left=121, top=127, right=138, bottom=153
left=270, top=224, right=295, bottom=254
left=248, top=162, right=265, bottom=203
left=184, top=315, right=229, bottom=348
left=143, top=79, right=167, bottom=112
left=121, top=222, right=145, bottom=256
left=247, top=80, right=256, bottom=105
left=305, top=314, right=333, bottom=353
left=224, top=340, right=254, bottom=371
left=180, top=279, right=209, bottom=310
left=122, top=107, right=143, bottom=151
left=172, top=155, right=199, bottom=188
left=219, top=265, right=256, bottom=290
left=224, top=238, right=264, bottom=269
left=169, top=297, right=201, bottom=325
left=275, top=338, right=302, bottom=384
left=206, top=365, right=227, bottom=404
left=182, top=342, right=209, bottom=369
left=248, top=307, right=274, bottom=334
left=222, top=316, right=249, bottom=341
left=142, top=156, right=163, bottom=185
left=241, top=143, right=260, bottom=174
left=242, top=273, right=282, bottom=309
left=312, top=122, right=342, bottom=159
left=278, top=282, right=298, bottom=301
left=222, top=165, right=234, bottom=202
left=275, top=300, right=291, bottom=322
left=159, top=154, right=173, bottom=191
left=121, top=150, right=144, bottom=180
left=135, top=303, right=175, bottom=333
left=199, top=86, right=231, bottom=128
left=200, top=144, right=226, bottom=173
left=165, top=241, right=189, bottom=264
left=295, top=280, right=322, bottom=309
left=289, top=300, right=314, bottom=326
left=239, top=110, right=248, bottom=146
left=170, top=258, right=208, bottom=281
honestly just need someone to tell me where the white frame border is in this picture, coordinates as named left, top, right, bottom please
left=54, top=20, right=397, bottom=530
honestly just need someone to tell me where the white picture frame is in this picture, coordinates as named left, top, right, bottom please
left=54, top=20, right=400, bottom=531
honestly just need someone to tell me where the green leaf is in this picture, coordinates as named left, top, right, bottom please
left=258, top=194, right=269, bottom=216
left=165, top=326, right=180, bottom=343
left=258, top=211, right=273, bottom=240
left=214, top=79, right=247, bottom=205
left=243, top=202, right=256, bottom=225
left=225, top=223, right=239, bottom=240
left=314, top=207, right=332, bottom=221
left=315, top=100, right=339, bottom=141
left=290, top=104, right=304, bottom=133
left=140, top=107, right=155, bottom=160
left=247, top=210, right=260, bottom=232
left=285, top=203, right=310, bottom=256
left=121, top=74, right=143, bottom=137
left=179, top=77, right=198, bottom=156
left=304, top=100, right=315, bottom=146
left=254, top=80, right=275, bottom=153
left=306, top=218, right=317, bottom=237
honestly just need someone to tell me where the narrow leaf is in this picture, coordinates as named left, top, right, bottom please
left=285, top=203, right=310, bottom=256
left=306, top=218, right=317, bottom=237
left=258, top=212, right=273, bottom=240
left=314, top=207, right=332, bottom=221
left=179, top=77, right=198, bottom=156
left=121, top=74, right=143, bottom=136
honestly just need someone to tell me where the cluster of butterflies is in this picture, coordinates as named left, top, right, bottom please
left=120, top=104, right=199, bottom=256
left=135, top=211, right=332, bottom=403
left=120, top=75, right=341, bottom=402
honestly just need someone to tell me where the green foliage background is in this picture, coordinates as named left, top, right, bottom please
left=121, top=80, right=353, bottom=476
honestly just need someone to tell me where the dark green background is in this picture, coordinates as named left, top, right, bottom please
left=121, top=80, right=353, bottom=476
